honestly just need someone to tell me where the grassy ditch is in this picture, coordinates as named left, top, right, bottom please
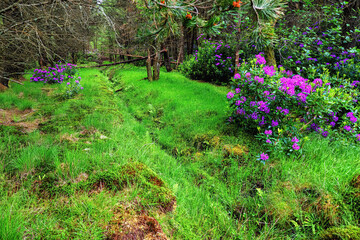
left=0, top=65, right=359, bottom=239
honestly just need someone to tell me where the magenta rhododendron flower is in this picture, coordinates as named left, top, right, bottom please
left=260, top=153, right=269, bottom=161
left=227, top=92, right=234, bottom=99
left=292, top=143, right=300, bottom=150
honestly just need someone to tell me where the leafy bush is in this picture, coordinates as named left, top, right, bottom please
left=30, top=62, right=83, bottom=99
left=227, top=54, right=360, bottom=163
left=31, top=62, right=78, bottom=84
left=276, top=2, right=360, bottom=82
left=63, top=78, right=83, bottom=99
left=180, top=37, right=235, bottom=85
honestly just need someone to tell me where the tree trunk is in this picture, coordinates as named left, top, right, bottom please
left=234, top=12, right=241, bottom=75
left=146, top=49, right=153, bottom=81
left=153, top=50, right=160, bottom=80
left=264, top=46, right=276, bottom=67
left=162, top=48, right=172, bottom=72
left=0, top=75, right=8, bottom=88
left=176, top=23, right=185, bottom=68
left=189, top=28, right=196, bottom=55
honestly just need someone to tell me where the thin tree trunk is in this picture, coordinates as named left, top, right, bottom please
left=163, top=48, right=172, bottom=72
left=153, top=50, right=160, bottom=80
left=146, top=49, right=153, bottom=81
left=235, top=12, right=241, bottom=75
left=264, top=46, right=276, bottom=67
left=176, top=23, right=185, bottom=68
left=189, top=28, right=196, bottom=55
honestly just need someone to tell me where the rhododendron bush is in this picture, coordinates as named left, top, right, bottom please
left=227, top=54, right=360, bottom=163
left=30, top=62, right=83, bottom=99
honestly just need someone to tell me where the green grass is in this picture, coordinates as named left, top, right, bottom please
left=0, top=65, right=359, bottom=239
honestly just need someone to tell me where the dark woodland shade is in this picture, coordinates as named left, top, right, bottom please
left=0, top=0, right=96, bottom=86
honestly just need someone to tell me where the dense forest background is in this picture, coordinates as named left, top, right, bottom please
left=1, top=0, right=359, bottom=86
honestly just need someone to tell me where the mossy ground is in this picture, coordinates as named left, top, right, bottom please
left=0, top=65, right=359, bottom=239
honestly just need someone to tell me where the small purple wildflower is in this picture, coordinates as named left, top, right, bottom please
left=292, top=143, right=300, bottom=150
left=344, top=125, right=352, bottom=131
left=271, top=120, right=279, bottom=127
left=227, top=92, right=234, bottom=99
left=265, top=130, right=272, bottom=135
left=260, top=153, right=269, bottom=161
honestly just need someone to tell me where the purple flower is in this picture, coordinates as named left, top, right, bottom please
left=350, top=117, right=357, bottom=123
left=346, top=112, right=354, bottom=118
left=251, top=112, right=259, bottom=120
left=263, top=66, right=276, bottom=77
left=67, top=82, right=70, bottom=85
left=260, top=153, right=269, bottom=161
left=265, top=130, right=272, bottom=135
left=356, top=134, right=360, bottom=141
left=227, top=92, right=234, bottom=99
left=271, top=120, right=279, bottom=127
left=236, top=108, right=246, bottom=115
left=245, top=72, right=251, bottom=79
left=344, top=125, right=352, bottom=131
left=234, top=73, right=241, bottom=79
left=299, top=43, right=304, bottom=47
left=330, top=122, right=336, bottom=127
left=291, top=137, right=299, bottom=143
left=313, top=78, right=323, bottom=87
left=255, top=54, right=266, bottom=65
left=322, top=131, right=329, bottom=137
left=235, top=88, right=241, bottom=93
left=292, top=143, right=300, bottom=150
left=266, top=139, right=272, bottom=144
left=281, top=109, right=289, bottom=115
left=254, top=76, right=264, bottom=84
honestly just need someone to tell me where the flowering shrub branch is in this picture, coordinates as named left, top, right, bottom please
left=227, top=53, right=360, bottom=163
left=30, top=62, right=83, bottom=99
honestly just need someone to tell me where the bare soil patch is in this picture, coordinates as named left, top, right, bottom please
left=0, top=83, right=7, bottom=92
left=0, top=108, right=43, bottom=132
left=106, top=208, right=168, bottom=240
